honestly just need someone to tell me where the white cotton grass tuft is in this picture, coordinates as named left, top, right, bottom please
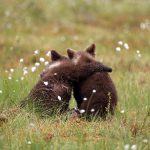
left=80, top=109, right=85, bottom=114
left=39, top=57, right=45, bottom=62
left=116, top=47, right=121, bottom=52
left=120, top=110, right=125, bottom=114
left=58, top=96, right=62, bottom=101
left=92, top=89, right=96, bottom=93
left=23, top=70, right=28, bottom=76
left=118, top=41, right=123, bottom=45
left=44, top=61, right=49, bottom=66
left=43, top=81, right=48, bottom=86
left=124, top=43, right=129, bottom=50
left=31, top=66, right=36, bottom=72
left=21, top=77, right=24, bottom=81
left=91, top=108, right=95, bottom=112
left=0, top=90, right=2, bottom=94
left=131, top=144, right=137, bottom=150
left=8, top=76, right=12, bottom=80
left=10, top=68, right=14, bottom=73
left=35, top=62, right=40, bottom=67
left=83, top=97, right=87, bottom=101
left=27, top=141, right=32, bottom=145
left=143, top=139, right=148, bottom=143
left=34, top=50, right=39, bottom=55
left=124, top=144, right=130, bottom=150
left=20, top=58, right=24, bottom=63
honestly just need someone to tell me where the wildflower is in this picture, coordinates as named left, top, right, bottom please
left=120, top=110, right=125, bottom=114
left=39, top=57, right=45, bottom=62
left=27, top=141, right=31, bottom=145
left=29, top=122, right=35, bottom=128
left=124, top=144, right=130, bottom=150
left=20, top=58, right=24, bottom=63
left=91, top=108, right=95, bottom=112
left=116, top=47, right=121, bottom=52
left=136, top=50, right=140, bottom=54
left=143, top=139, right=148, bottom=143
left=46, top=51, right=51, bottom=57
left=23, top=70, right=28, bottom=76
left=16, top=79, right=19, bottom=82
left=0, top=90, right=2, bottom=94
left=43, top=81, right=48, bottom=86
left=124, top=43, right=129, bottom=50
left=92, top=89, right=96, bottom=93
left=58, top=96, right=62, bottom=101
left=35, top=62, right=40, bottom=67
left=21, top=77, right=24, bottom=80
left=44, top=61, right=49, bottom=66
left=80, top=109, right=85, bottom=114
left=83, top=97, right=87, bottom=101
left=8, top=76, right=12, bottom=80
left=118, top=41, right=123, bottom=45
left=138, top=53, right=141, bottom=57
left=34, top=50, right=39, bottom=55
left=31, top=67, right=36, bottom=72
left=131, top=144, right=136, bottom=150
left=10, top=68, right=14, bottom=73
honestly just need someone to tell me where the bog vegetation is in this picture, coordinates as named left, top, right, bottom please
left=0, top=0, right=150, bottom=149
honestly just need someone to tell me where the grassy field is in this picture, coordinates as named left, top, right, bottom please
left=0, top=0, right=150, bottom=149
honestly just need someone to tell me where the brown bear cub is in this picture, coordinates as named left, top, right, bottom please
left=67, top=44, right=118, bottom=118
left=21, top=50, right=112, bottom=115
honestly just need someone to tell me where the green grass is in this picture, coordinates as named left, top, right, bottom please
left=0, top=0, right=150, bottom=149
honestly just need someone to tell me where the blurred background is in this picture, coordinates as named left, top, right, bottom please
left=0, top=0, right=150, bottom=69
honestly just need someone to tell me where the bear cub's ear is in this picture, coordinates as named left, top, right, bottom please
left=85, top=43, right=96, bottom=57
left=51, top=50, right=62, bottom=61
left=67, top=48, right=75, bottom=59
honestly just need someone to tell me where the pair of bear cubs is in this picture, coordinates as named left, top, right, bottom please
left=22, top=44, right=117, bottom=118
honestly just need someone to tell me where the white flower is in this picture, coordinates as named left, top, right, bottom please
left=34, top=50, right=39, bottom=55
left=23, top=70, right=28, bottom=76
left=29, top=122, right=35, bottom=128
left=20, top=58, right=24, bottom=63
left=92, top=89, right=96, bottom=93
left=80, top=109, right=85, bottom=114
left=131, top=144, right=137, bottom=150
left=116, top=47, right=121, bottom=52
left=136, top=50, right=140, bottom=54
left=120, top=110, right=125, bottom=114
left=91, top=108, right=95, bottom=112
left=27, top=141, right=32, bottom=145
left=16, top=79, right=19, bottom=82
left=46, top=51, right=51, bottom=57
left=31, top=67, right=36, bottom=72
left=39, top=57, right=45, bottom=62
left=43, top=81, right=48, bottom=86
left=21, top=77, right=24, bottom=80
left=35, top=62, right=40, bottom=67
left=118, top=41, right=123, bottom=45
left=8, top=76, right=12, bottom=80
left=0, top=90, right=2, bottom=94
left=10, top=68, right=14, bottom=73
left=83, top=97, right=87, bottom=101
left=44, top=61, right=49, bottom=66
left=124, top=43, right=129, bottom=50
left=58, top=96, right=62, bottom=101
left=124, top=144, right=130, bottom=150
left=143, top=139, right=148, bottom=143
left=138, top=53, right=141, bottom=57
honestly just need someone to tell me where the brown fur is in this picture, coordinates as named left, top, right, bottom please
left=67, top=44, right=118, bottom=118
left=21, top=50, right=112, bottom=115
